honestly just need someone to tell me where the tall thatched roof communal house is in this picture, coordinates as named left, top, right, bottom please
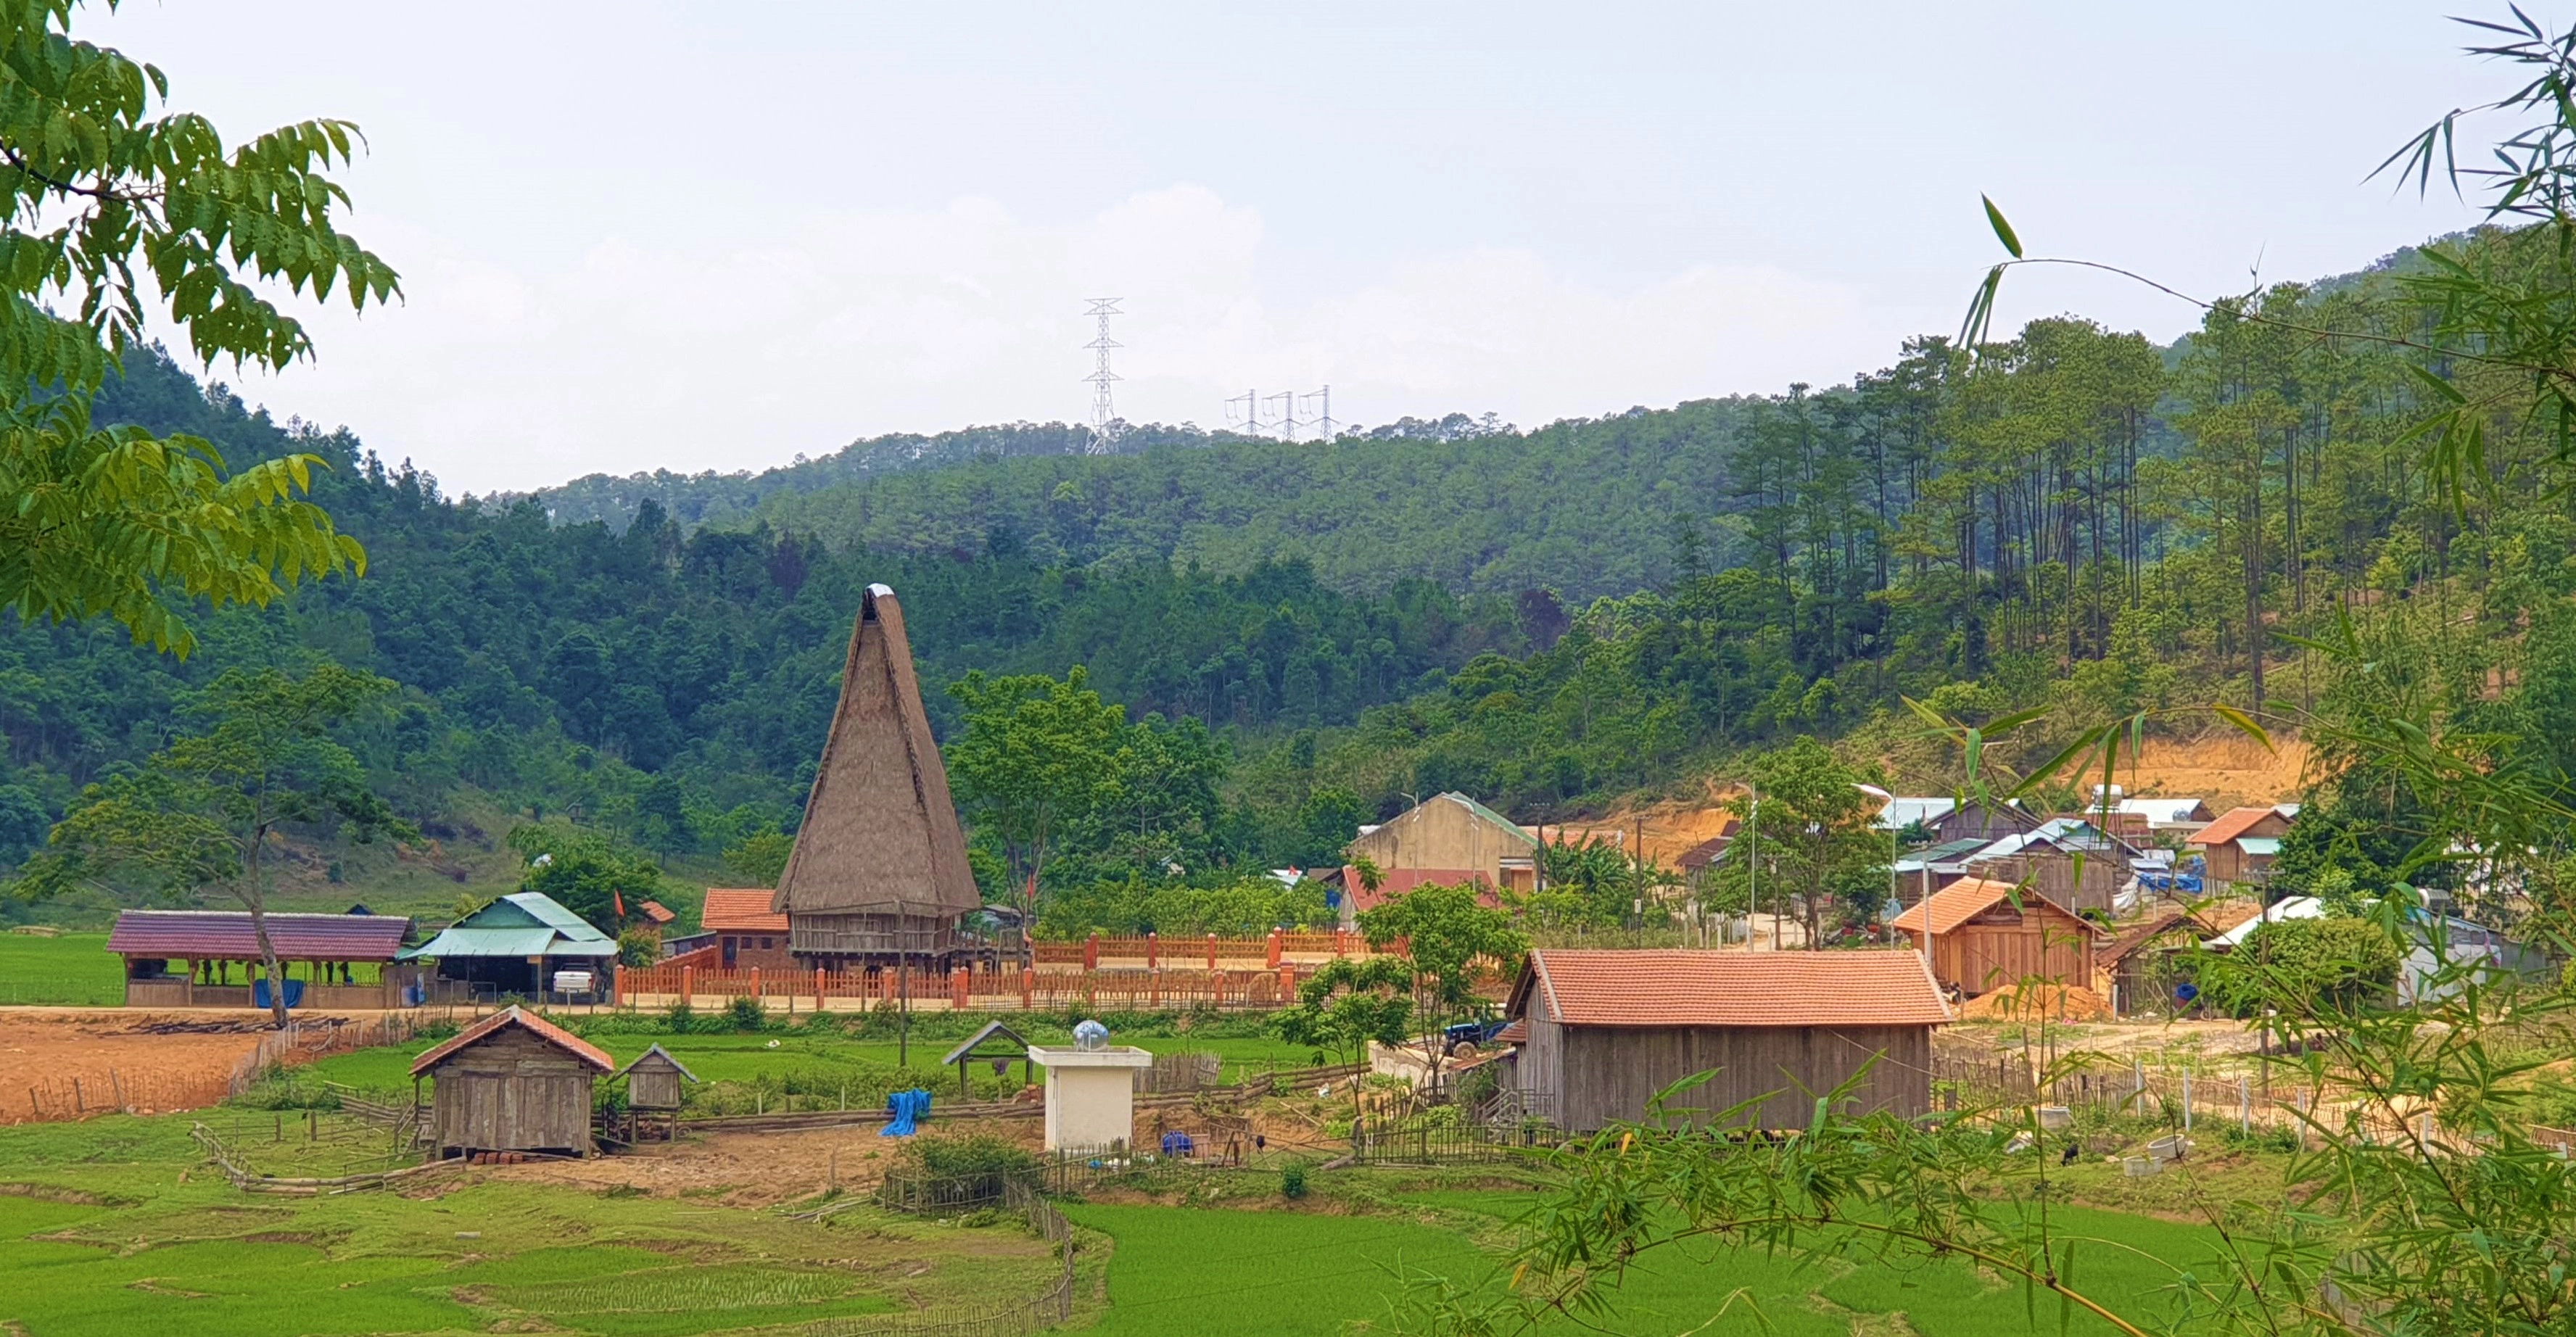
left=772, top=584, right=983, bottom=969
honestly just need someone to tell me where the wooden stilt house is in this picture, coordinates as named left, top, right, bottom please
left=773, top=584, right=986, bottom=971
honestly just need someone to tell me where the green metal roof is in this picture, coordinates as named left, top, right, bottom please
left=397, top=892, right=618, bottom=961
left=1442, top=792, right=1540, bottom=847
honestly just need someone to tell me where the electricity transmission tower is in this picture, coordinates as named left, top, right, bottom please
left=1297, top=385, right=1333, bottom=439
left=1224, top=388, right=1260, bottom=436
left=1082, top=299, right=1123, bottom=452
left=1264, top=390, right=1299, bottom=442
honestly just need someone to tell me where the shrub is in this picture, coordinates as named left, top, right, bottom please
left=910, top=1133, right=1041, bottom=1180
left=1280, top=1161, right=1309, bottom=1199
left=664, top=1001, right=696, bottom=1032
left=729, top=996, right=768, bottom=1032
left=2203, top=917, right=2402, bottom=1016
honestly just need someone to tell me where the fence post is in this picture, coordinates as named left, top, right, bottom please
left=1084, top=932, right=1099, bottom=971
left=1021, top=967, right=1034, bottom=1009
left=750, top=966, right=761, bottom=1000
left=2239, top=1075, right=2250, bottom=1133
left=2182, top=1072, right=2193, bottom=1133
left=951, top=967, right=969, bottom=1010
left=1146, top=931, right=1157, bottom=970
left=1267, top=930, right=1282, bottom=969
left=1206, top=933, right=1218, bottom=971
left=1334, top=929, right=1347, bottom=958
left=2133, top=1057, right=2143, bottom=1110
left=680, top=964, right=693, bottom=1008
left=1279, top=965, right=1296, bottom=998
left=816, top=967, right=826, bottom=1011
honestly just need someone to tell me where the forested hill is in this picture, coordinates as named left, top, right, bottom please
left=0, top=348, right=1531, bottom=879
left=749, top=402, right=1753, bottom=601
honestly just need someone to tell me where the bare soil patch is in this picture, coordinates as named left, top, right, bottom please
left=0, top=1008, right=386, bottom=1123
left=479, top=1116, right=1051, bottom=1209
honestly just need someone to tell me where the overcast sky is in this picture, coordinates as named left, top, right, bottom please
left=104, top=2, right=2498, bottom=494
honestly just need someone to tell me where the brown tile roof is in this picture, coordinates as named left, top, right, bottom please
left=1895, top=877, right=2101, bottom=938
left=409, top=1005, right=616, bottom=1077
left=638, top=900, right=676, bottom=925
left=1493, top=1019, right=1529, bottom=1044
left=1513, top=949, right=1951, bottom=1028
left=2190, top=806, right=2290, bottom=848
left=701, top=888, right=790, bottom=933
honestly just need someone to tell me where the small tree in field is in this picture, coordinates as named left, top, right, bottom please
left=1274, top=956, right=1412, bottom=1117
left=25, top=665, right=413, bottom=1027
left=1357, top=879, right=1527, bottom=1080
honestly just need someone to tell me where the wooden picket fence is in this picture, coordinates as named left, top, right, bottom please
left=619, top=962, right=1314, bottom=1012
left=1030, top=929, right=1387, bottom=970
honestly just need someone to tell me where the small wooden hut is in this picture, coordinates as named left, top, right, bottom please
left=1897, top=877, right=2105, bottom=999
left=941, top=1019, right=1033, bottom=1099
left=410, top=1006, right=615, bottom=1159
left=773, top=585, right=986, bottom=971
left=611, top=1043, right=697, bottom=1145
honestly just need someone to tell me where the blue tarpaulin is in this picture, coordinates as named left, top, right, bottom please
left=252, top=978, right=305, bottom=1009
left=882, top=1088, right=931, bottom=1136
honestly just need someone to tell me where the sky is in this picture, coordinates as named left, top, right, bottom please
left=99, top=1, right=2501, bottom=494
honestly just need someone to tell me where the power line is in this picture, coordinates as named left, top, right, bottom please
left=1082, top=298, right=1123, bottom=452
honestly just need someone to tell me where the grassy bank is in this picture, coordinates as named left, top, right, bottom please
left=0, top=932, right=120, bottom=1006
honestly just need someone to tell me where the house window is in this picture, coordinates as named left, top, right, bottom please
left=760, top=937, right=774, bottom=950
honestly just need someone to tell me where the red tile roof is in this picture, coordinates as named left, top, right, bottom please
left=1340, top=866, right=1499, bottom=914
left=106, top=910, right=411, bottom=961
left=2190, top=806, right=2290, bottom=848
left=410, top=1006, right=616, bottom=1077
left=1895, top=877, right=2101, bottom=939
left=638, top=900, right=677, bottom=925
left=1493, top=1019, right=1529, bottom=1044
left=1512, top=949, right=1952, bottom=1028
left=701, top=888, right=789, bottom=933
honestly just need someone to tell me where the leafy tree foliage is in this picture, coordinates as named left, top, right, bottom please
left=1273, top=955, right=1412, bottom=1112
left=504, top=823, right=666, bottom=936
left=0, top=1, right=393, bottom=656
left=1355, top=879, right=1527, bottom=1070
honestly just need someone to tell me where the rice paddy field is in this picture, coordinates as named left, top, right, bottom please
left=0, top=1090, right=2253, bottom=1337
left=1067, top=1193, right=2225, bottom=1336
left=0, top=932, right=121, bottom=1007
left=0, top=1114, right=1068, bottom=1337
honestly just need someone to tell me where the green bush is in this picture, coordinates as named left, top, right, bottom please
left=664, top=1001, right=696, bottom=1032
left=1280, top=1161, right=1309, bottom=1199
left=2201, top=916, right=2402, bottom=1017
left=909, top=1133, right=1041, bottom=1179
left=728, top=996, right=769, bottom=1032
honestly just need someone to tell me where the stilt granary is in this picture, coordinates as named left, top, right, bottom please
left=773, top=584, right=984, bottom=970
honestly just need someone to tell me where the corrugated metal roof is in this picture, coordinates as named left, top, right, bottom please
left=1511, top=949, right=1952, bottom=1028
left=1440, top=792, right=1540, bottom=848
left=399, top=893, right=616, bottom=961
left=106, top=910, right=410, bottom=961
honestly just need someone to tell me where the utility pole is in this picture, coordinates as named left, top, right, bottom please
left=1082, top=299, right=1123, bottom=452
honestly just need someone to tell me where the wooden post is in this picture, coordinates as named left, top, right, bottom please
left=1146, top=931, right=1158, bottom=970
left=680, top=964, right=694, bottom=1008
left=1266, top=930, right=1282, bottom=969
left=1334, top=929, right=1347, bottom=959
left=1083, top=932, right=1099, bottom=971
left=1020, top=967, right=1035, bottom=1009
left=1278, top=965, right=1295, bottom=998
left=951, top=966, right=969, bottom=1009
left=817, top=967, right=826, bottom=1011
left=751, top=966, right=761, bottom=1000
left=2239, top=1075, right=2250, bottom=1133
left=1205, top=933, right=1218, bottom=971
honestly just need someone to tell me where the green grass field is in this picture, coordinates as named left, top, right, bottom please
left=0, top=932, right=120, bottom=1006
left=1065, top=1193, right=2226, bottom=1336
left=300, top=1027, right=1329, bottom=1095
left=0, top=1114, right=1056, bottom=1337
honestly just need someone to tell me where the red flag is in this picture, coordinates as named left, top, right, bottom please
left=614, top=889, right=626, bottom=919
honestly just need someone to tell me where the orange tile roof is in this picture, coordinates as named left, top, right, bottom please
left=1513, top=949, right=1951, bottom=1028
left=2190, top=806, right=2290, bottom=848
left=1894, top=877, right=2101, bottom=938
left=701, top=888, right=789, bottom=933
left=638, top=899, right=676, bottom=925
left=409, top=1005, right=616, bottom=1077
left=1493, top=1019, right=1529, bottom=1044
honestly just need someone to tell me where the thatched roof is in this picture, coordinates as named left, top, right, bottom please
left=773, top=584, right=981, bottom=919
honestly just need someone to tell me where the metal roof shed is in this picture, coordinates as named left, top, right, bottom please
left=402, top=893, right=618, bottom=1001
